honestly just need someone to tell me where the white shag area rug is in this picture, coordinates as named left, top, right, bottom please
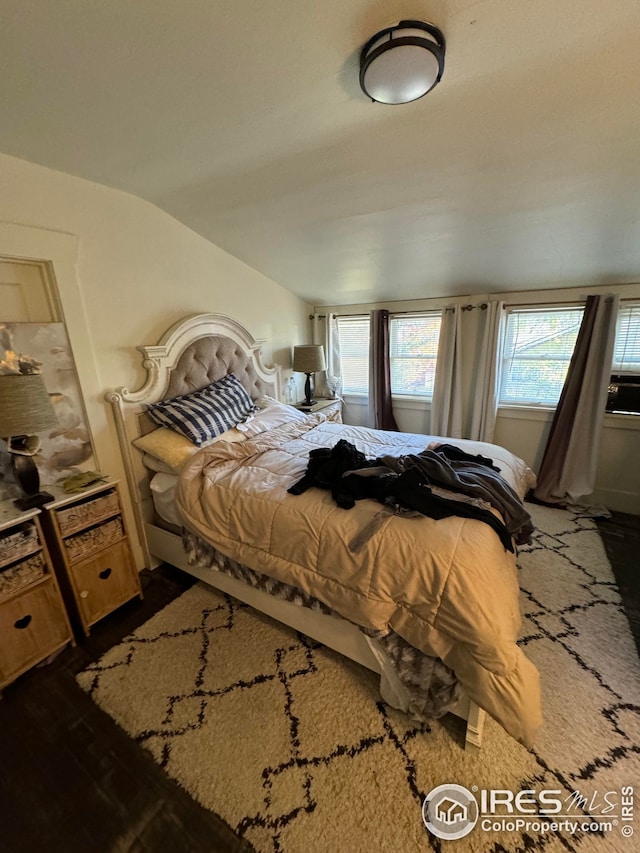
left=77, top=505, right=640, bottom=852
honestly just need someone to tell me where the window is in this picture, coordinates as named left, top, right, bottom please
left=608, top=302, right=640, bottom=414
left=336, top=316, right=370, bottom=394
left=389, top=313, right=442, bottom=397
left=336, top=311, right=442, bottom=397
left=612, top=302, right=640, bottom=374
left=499, top=306, right=584, bottom=406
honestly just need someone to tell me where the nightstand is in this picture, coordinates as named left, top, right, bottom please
left=41, top=481, right=142, bottom=637
left=295, top=398, right=343, bottom=423
left=0, top=503, right=74, bottom=693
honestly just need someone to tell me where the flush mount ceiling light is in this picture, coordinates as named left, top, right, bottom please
left=359, top=20, right=445, bottom=104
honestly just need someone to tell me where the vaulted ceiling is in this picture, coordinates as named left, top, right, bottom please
left=1, top=0, right=639, bottom=305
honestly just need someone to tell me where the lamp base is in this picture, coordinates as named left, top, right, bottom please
left=14, top=490, right=54, bottom=511
left=303, top=372, right=316, bottom=406
left=10, top=446, right=53, bottom=510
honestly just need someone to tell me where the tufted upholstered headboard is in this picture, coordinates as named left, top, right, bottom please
left=164, top=334, right=274, bottom=401
left=106, top=313, right=281, bottom=566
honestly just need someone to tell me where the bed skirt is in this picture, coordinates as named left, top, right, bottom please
left=182, top=529, right=463, bottom=722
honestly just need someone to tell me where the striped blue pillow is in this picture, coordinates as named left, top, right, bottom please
left=147, top=374, right=256, bottom=446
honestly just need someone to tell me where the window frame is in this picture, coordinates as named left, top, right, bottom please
left=498, top=303, right=585, bottom=409
left=612, top=301, right=640, bottom=375
left=335, top=314, right=370, bottom=396
left=336, top=311, right=443, bottom=400
left=388, top=311, right=442, bottom=400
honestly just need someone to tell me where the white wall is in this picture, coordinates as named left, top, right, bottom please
left=1, top=150, right=637, bottom=538
left=1, top=153, right=312, bottom=565
left=321, top=284, right=640, bottom=514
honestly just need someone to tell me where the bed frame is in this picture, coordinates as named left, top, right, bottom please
left=107, top=312, right=486, bottom=751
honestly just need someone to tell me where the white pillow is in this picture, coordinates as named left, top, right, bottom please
left=134, top=425, right=246, bottom=474
left=142, top=452, right=176, bottom=475
left=255, top=394, right=278, bottom=409
left=235, top=399, right=307, bottom=438
left=149, top=472, right=183, bottom=527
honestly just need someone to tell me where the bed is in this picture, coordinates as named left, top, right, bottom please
left=107, top=312, right=542, bottom=751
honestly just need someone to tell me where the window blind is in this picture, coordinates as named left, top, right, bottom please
left=336, top=313, right=443, bottom=397
left=612, top=303, right=640, bottom=373
left=499, top=306, right=584, bottom=406
left=389, top=313, right=442, bottom=397
left=336, top=316, right=370, bottom=394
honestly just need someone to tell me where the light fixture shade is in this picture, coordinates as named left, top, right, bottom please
left=293, top=345, right=326, bottom=374
left=360, top=20, right=445, bottom=105
left=0, top=373, right=58, bottom=437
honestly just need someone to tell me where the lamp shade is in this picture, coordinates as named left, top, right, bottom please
left=293, top=345, right=326, bottom=374
left=0, top=373, right=58, bottom=437
left=360, top=20, right=445, bottom=105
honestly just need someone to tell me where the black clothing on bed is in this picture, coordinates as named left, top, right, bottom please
left=382, top=448, right=533, bottom=545
left=287, top=439, right=375, bottom=506
left=432, top=443, right=501, bottom=472
left=381, top=468, right=513, bottom=552
left=287, top=439, right=517, bottom=552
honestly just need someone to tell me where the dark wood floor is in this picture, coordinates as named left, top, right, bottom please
left=1, top=513, right=639, bottom=853
left=0, top=565, right=254, bottom=853
left=596, top=511, right=640, bottom=658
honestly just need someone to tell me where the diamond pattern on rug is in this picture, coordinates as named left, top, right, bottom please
left=78, top=504, right=640, bottom=852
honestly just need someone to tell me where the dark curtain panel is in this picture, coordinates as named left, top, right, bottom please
left=533, top=294, right=619, bottom=505
left=368, top=309, right=399, bottom=431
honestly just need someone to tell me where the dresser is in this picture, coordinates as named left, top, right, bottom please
left=0, top=503, right=74, bottom=692
left=41, top=480, right=142, bottom=637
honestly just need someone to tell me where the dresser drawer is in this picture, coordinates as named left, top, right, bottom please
left=55, top=488, right=120, bottom=536
left=0, top=521, right=40, bottom=568
left=0, top=578, right=71, bottom=683
left=69, top=539, right=139, bottom=628
left=64, top=516, right=124, bottom=564
left=0, top=552, right=47, bottom=600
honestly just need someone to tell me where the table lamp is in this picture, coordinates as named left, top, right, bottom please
left=0, top=373, right=58, bottom=509
left=293, top=345, right=326, bottom=406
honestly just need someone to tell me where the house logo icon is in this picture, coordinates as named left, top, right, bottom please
left=436, top=796, right=468, bottom=824
left=422, top=784, right=479, bottom=840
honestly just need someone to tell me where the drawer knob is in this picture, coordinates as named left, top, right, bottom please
left=14, top=614, right=32, bottom=630
left=99, top=567, right=112, bottom=580
left=80, top=590, right=89, bottom=599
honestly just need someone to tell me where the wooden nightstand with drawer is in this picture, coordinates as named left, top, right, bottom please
left=42, top=481, right=142, bottom=637
left=0, top=504, right=74, bottom=693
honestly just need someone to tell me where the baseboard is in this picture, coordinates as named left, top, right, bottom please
left=588, top=488, right=640, bottom=515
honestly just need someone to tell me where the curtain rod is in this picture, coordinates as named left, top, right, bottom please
left=504, top=298, right=586, bottom=308
left=310, top=312, right=368, bottom=319
left=505, top=295, right=620, bottom=308
left=312, top=295, right=631, bottom=320
left=310, top=309, right=447, bottom=319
